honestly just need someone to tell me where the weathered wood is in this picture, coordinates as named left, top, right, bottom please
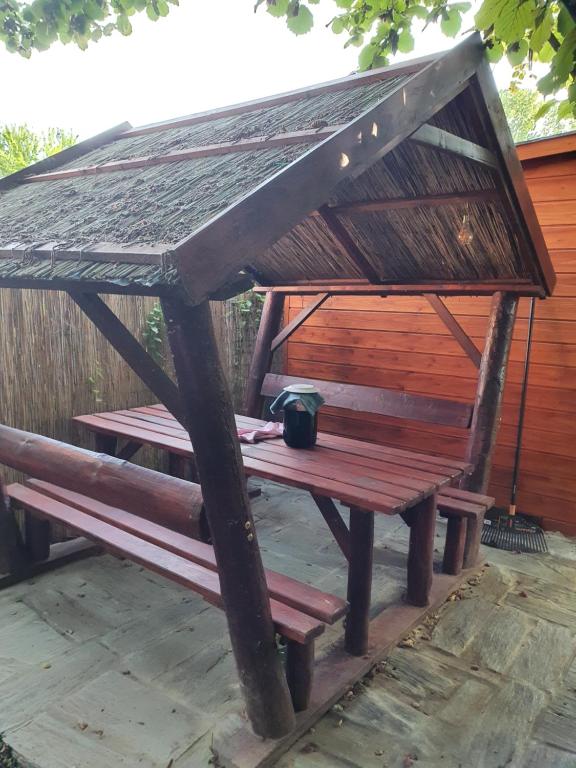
left=471, top=63, right=556, bottom=295
left=0, top=477, right=29, bottom=575
left=0, top=538, right=98, bottom=590
left=463, top=510, right=485, bottom=569
left=464, top=292, right=518, bottom=494
left=345, top=507, right=374, bottom=656
left=94, top=433, right=118, bottom=456
left=70, top=293, right=184, bottom=424
left=262, top=373, right=473, bottom=428
left=286, top=640, right=315, bottom=712
left=271, top=293, right=329, bottom=353
left=409, top=123, right=497, bottom=168
left=161, top=297, right=296, bottom=738
left=406, top=495, right=436, bottom=606
left=22, top=479, right=347, bottom=625
left=115, top=440, right=143, bottom=462
left=0, top=424, right=206, bottom=539
left=310, top=494, right=351, bottom=560
left=325, top=189, right=500, bottom=215
left=425, top=295, right=481, bottom=368
left=253, top=281, right=543, bottom=296
left=173, top=35, right=485, bottom=303
left=123, top=53, right=438, bottom=138
left=244, top=292, right=285, bottom=419
left=442, top=516, right=466, bottom=575
left=24, top=513, right=51, bottom=562
left=24, top=127, right=342, bottom=182
left=318, top=207, right=381, bottom=283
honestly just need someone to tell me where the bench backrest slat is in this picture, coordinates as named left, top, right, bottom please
left=261, top=374, right=473, bottom=430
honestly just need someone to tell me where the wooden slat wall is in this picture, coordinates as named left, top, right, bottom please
left=285, top=135, right=576, bottom=536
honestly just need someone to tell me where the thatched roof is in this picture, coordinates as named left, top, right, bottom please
left=0, top=35, right=554, bottom=300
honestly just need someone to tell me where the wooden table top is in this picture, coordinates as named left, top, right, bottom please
left=74, top=405, right=471, bottom=516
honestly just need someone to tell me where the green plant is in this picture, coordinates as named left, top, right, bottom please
left=87, top=361, right=104, bottom=404
left=0, top=733, right=24, bottom=768
left=0, top=124, right=77, bottom=178
left=232, top=291, right=266, bottom=330
left=257, top=0, right=576, bottom=119
left=142, top=303, right=165, bottom=365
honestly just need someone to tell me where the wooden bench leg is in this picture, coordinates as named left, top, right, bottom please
left=24, top=512, right=51, bottom=562
left=95, top=434, right=118, bottom=456
left=406, top=495, right=436, bottom=607
left=463, top=511, right=485, bottom=569
left=345, top=507, right=374, bottom=656
left=286, top=639, right=314, bottom=712
left=442, top=516, right=466, bottom=575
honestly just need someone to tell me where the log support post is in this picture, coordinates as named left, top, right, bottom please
left=244, top=292, right=285, bottom=418
left=161, top=297, right=295, bottom=739
left=0, top=478, right=29, bottom=575
left=286, top=639, right=315, bottom=712
left=406, top=495, right=436, bottom=607
left=465, top=292, right=518, bottom=494
left=442, top=517, right=466, bottom=575
left=345, top=507, right=374, bottom=656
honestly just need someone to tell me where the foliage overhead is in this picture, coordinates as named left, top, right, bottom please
left=255, top=0, right=576, bottom=118
left=0, top=0, right=177, bottom=56
left=0, top=124, right=77, bottom=177
left=500, top=85, right=576, bottom=140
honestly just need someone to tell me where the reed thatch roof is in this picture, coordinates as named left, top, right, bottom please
left=0, top=34, right=555, bottom=300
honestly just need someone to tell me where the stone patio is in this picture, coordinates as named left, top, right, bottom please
left=1, top=480, right=575, bottom=768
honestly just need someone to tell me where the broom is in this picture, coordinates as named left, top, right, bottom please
left=481, top=297, right=547, bottom=554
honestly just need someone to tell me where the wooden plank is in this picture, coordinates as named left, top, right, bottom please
left=464, top=292, right=518, bottom=493
left=326, top=189, right=500, bottom=215
left=0, top=241, right=170, bottom=266
left=10, top=485, right=324, bottom=645
left=0, top=538, right=99, bottom=590
left=425, top=295, right=482, bottom=368
left=244, top=292, right=285, bottom=418
left=317, top=207, right=380, bottom=283
left=20, top=480, right=347, bottom=625
left=262, top=373, right=473, bottom=428
left=69, top=293, right=184, bottom=425
left=517, top=133, right=576, bottom=161
left=161, top=297, right=296, bottom=738
left=24, top=126, right=342, bottom=183
left=271, top=293, right=329, bottom=353
left=173, top=35, right=485, bottom=303
left=254, top=281, right=543, bottom=296
left=0, top=122, right=131, bottom=191
left=409, top=123, right=498, bottom=168
left=123, top=53, right=437, bottom=138
left=310, top=494, right=350, bottom=560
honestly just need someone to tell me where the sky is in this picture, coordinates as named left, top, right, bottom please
left=1, top=1, right=517, bottom=140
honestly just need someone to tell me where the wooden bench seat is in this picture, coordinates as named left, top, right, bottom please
left=7, top=479, right=348, bottom=711
left=438, top=489, right=494, bottom=574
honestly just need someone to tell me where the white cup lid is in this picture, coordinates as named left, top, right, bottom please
left=283, top=383, right=319, bottom=394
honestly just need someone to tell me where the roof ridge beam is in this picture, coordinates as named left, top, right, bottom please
left=123, top=53, right=439, bottom=139
left=22, top=126, right=343, bottom=183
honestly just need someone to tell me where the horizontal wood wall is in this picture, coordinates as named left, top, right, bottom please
left=285, top=140, right=576, bottom=536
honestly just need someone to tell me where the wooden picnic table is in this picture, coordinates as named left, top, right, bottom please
left=74, top=403, right=471, bottom=654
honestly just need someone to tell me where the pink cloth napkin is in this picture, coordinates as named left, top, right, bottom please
left=237, top=421, right=283, bottom=444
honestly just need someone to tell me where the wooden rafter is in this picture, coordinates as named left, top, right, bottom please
left=425, top=294, right=481, bottom=368
left=0, top=242, right=169, bottom=266
left=271, top=292, right=330, bottom=353
left=322, top=189, right=499, bottom=216
left=69, top=293, right=184, bottom=424
left=253, top=280, right=544, bottom=297
left=23, top=126, right=341, bottom=183
left=318, top=207, right=380, bottom=283
left=410, top=124, right=498, bottom=169
left=172, top=34, right=486, bottom=304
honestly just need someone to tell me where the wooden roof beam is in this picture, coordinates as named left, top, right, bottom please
left=425, top=294, right=481, bottom=368
left=0, top=242, right=170, bottom=265
left=409, top=124, right=498, bottom=169
left=318, top=207, right=380, bottom=283
left=321, top=189, right=500, bottom=216
left=253, top=280, right=544, bottom=297
left=270, top=292, right=330, bottom=353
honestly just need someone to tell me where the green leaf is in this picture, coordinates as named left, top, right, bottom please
left=334, top=0, right=352, bottom=6
left=146, top=3, right=158, bottom=20
left=530, top=6, right=553, bottom=52
left=533, top=99, right=555, bottom=119
left=440, top=9, right=462, bottom=37
left=537, top=70, right=556, bottom=95
left=558, top=99, right=574, bottom=119
left=397, top=27, right=414, bottom=52
left=358, top=42, right=378, bottom=70
left=537, top=41, right=555, bottom=63
left=266, top=0, right=289, bottom=18
left=553, top=28, right=576, bottom=82
left=331, top=16, right=345, bottom=34
left=286, top=3, right=313, bottom=34
left=476, top=0, right=536, bottom=42
left=116, top=13, right=132, bottom=33
left=506, top=38, right=528, bottom=66
left=485, top=40, right=504, bottom=62
left=408, top=5, right=428, bottom=20
left=558, top=6, right=575, bottom=37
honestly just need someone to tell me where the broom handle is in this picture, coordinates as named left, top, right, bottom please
left=510, top=297, right=536, bottom=516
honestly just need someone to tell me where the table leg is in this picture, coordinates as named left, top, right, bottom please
left=95, top=434, right=117, bottom=456
left=406, top=494, right=437, bottom=607
left=345, top=507, right=374, bottom=656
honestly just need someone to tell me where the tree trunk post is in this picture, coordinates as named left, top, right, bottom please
left=406, top=495, right=436, bottom=607
left=161, top=297, right=295, bottom=739
left=464, top=292, right=518, bottom=494
left=244, top=292, right=285, bottom=418
left=0, top=477, right=29, bottom=575
left=345, top=507, right=374, bottom=656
